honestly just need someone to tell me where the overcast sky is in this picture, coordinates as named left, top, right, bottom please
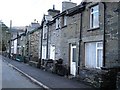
left=0, top=0, right=82, bottom=27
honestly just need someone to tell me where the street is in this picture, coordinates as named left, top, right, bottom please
left=1, top=55, right=93, bottom=89
left=1, top=56, right=41, bottom=89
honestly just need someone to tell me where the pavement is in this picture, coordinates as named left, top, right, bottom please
left=2, top=56, right=94, bottom=89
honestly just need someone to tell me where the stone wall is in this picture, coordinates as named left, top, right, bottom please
left=30, top=30, right=40, bottom=58
left=48, top=2, right=119, bottom=76
left=79, top=68, right=120, bottom=89
left=118, top=2, right=120, bottom=68
left=79, top=68, right=105, bottom=88
left=117, top=72, right=120, bottom=89
left=74, top=2, right=120, bottom=88
left=80, top=2, right=105, bottom=68
left=60, top=13, right=80, bottom=65
left=105, top=2, right=119, bottom=67
left=48, top=23, right=56, bottom=59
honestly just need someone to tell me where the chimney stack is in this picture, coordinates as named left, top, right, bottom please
left=48, top=5, right=60, bottom=17
left=62, top=1, right=77, bottom=11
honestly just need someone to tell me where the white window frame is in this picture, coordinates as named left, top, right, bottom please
left=43, top=25, right=47, bottom=39
left=85, top=42, right=103, bottom=69
left=96, top=42, right=103, bottom=68
left=50, top=45, right=55, bottom=60
left=90, top=5, right=99, bottom=29
left=63, top=16, right=67, bottom=26
left=42, top=45, right=47, bottom=59
left=21, top=36, right=23, bottom=40
left=56, top=18, right=60, bottom=29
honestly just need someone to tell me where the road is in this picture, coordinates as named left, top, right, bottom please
left=1, top=55, right=93, bottom=89
left=1, top=56, right=41, bottom=89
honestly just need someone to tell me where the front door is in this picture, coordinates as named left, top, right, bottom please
left=70, top=44, right=76, bottom=76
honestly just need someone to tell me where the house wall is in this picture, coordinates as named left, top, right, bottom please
left=42, top=23, right=47, bottom=59
left=60, top=13, right=80, bottom=65
left=105, top=2, right=119, bottom=67
left=79, top=2, right=119, bottom=88
left=24, top=34, right=29, bottom=56
left=48, top=1, right=119, bottom=74
left=48, top=23, right=56, bottom=59
left=41, top=15, right=54, bottom=60
left=47, top=21, right=61, bottom=60
left=48, top=13, right=81, bottom=63
left=80, top=2, right=104, bottom=68
left=0, top=22, right=2, bottom=52
left=30, top=30, right=40, bottom=58
left=118, top=2, right=120, bottom=66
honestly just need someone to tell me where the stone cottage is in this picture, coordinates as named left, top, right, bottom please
left=24, top=22, right=40, bottom=61
left=10, top=27, right=25, bottom=56
left=39, top=8, right=60, bottom=61
left=40, top=1, right=120, bottom=88
left=8, top=0, right=120, bottom=88
left=0, top=21, right=11, bottom=54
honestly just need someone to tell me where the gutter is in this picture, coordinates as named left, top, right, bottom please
left=39, top=22, right=44, bottom=67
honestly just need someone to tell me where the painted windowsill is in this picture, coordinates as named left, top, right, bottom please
left=87, top=27, right=100, bottom=31
left=61, top=25, right=67, bottom=29
left=56, top=27, right=60, bottom=30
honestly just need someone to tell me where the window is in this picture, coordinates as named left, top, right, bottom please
left=56, top=18, right=60, bottom=29
left=43, top=26, right=47, bottom=39
left=85, top=42, right=103, bottom=68
left=63, top=16, right=67, bottom=26
left=12, top=41, right=14, bottom=46
left=96, top=42, right=103, bottom=68
left=42, top=46, right=46, bottom=59
left=21, top=36, right=23, bottom=40
left=50, top=45, right=55, bottom=60
left=90, top=5, right=99, bottom=29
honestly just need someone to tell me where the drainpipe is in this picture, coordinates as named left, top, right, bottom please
left=77, top=12, right=82, bottom=75
left=9, top=20, right=12, bottom=58
left=17, top=32, right=19, bottom=55
left=8, top=40, right=11, bottom=58
left=40, top=25, right=43, bottom=66
left=46, top=21, right=49, bottom=60
left=28, top=33, right=31, bottom=61
left=102, top=2, right=106, bottom=67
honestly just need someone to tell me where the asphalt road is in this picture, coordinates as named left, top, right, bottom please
left=1, top=55, right=94, bottom=89
left=2, top=57, right=41, bottom=89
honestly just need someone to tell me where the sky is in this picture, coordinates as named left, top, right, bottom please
left=0, top=0, right=82, bottom=27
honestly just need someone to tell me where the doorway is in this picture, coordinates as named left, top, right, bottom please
left=70, top=44, right=77, bottom=76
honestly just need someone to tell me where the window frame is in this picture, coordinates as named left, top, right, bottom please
left=43, top=25, right=47, bottom=40
left=56, top=18, right=60, bottom=29
left=85, top=41, right=103, bottom=69
left=90, top=5, right=99, bottom=29
left=63, top=16, right=67, bottom=26
left=96, top=42, right=103, bottom=68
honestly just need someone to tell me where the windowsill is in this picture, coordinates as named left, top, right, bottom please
left=83, top=67, right=102, bottom=70
left=56, top=27, right=60, bottom=30
left=43, top=38, right=47, bottom=40
left=61, top=25, right=67, bottom=29
left=87, top=27, right=100, bottom=31
left=88, top=3, right=99, bottom=8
